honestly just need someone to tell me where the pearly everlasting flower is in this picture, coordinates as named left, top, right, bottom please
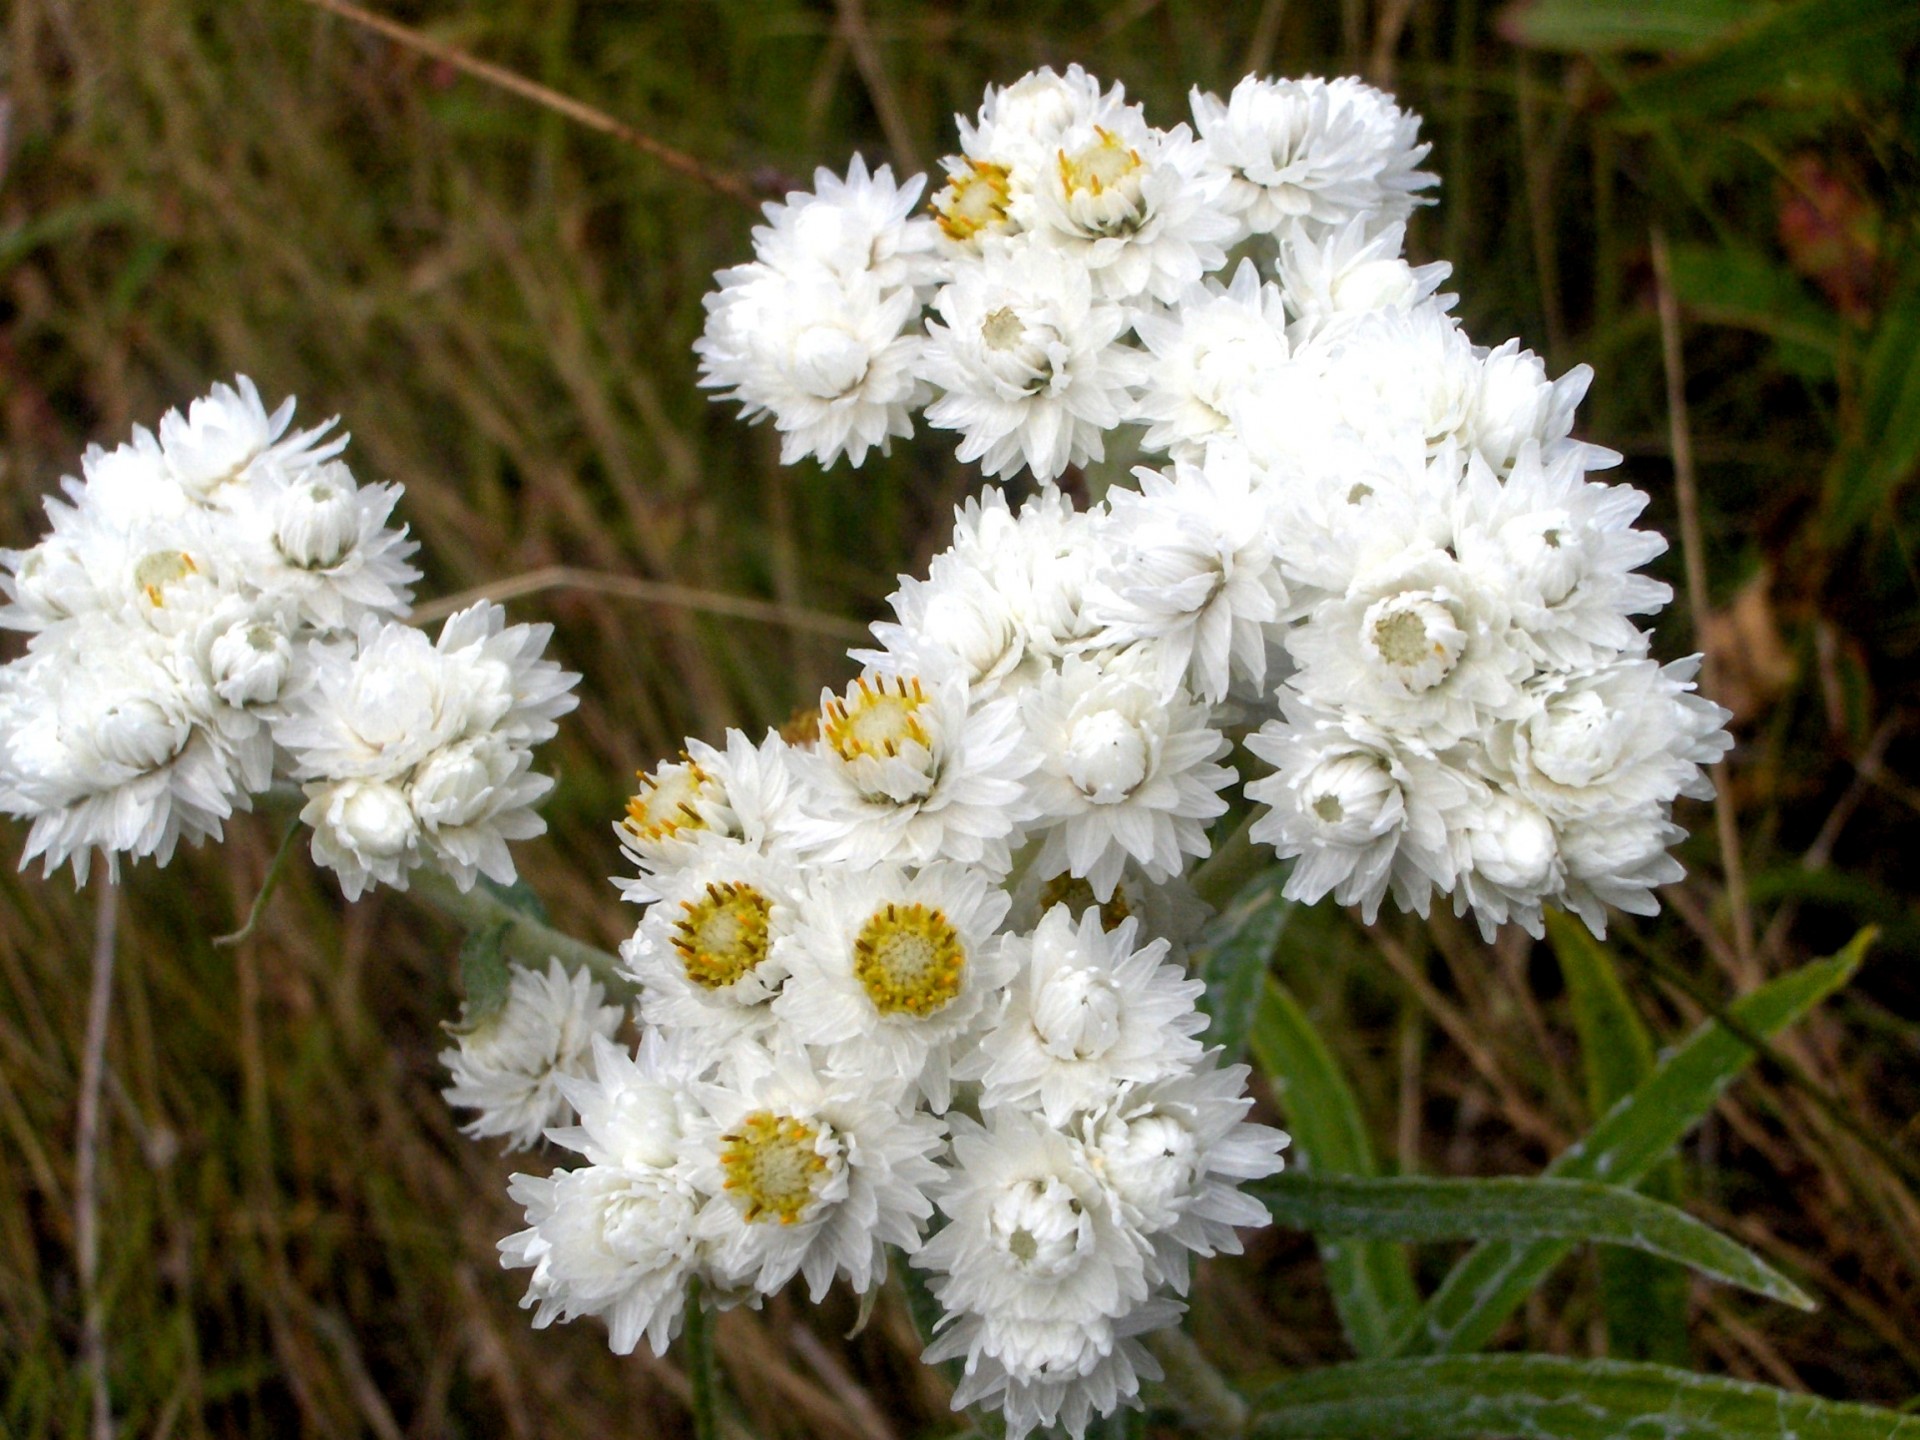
left=1190, top=74, right=1435, bottom=243
left=500, top=1031, right=715, bottom=1356
left=1085, top=453, right=1289, bottom=703
left=687, top=1049, right=945, bottom=1301
left=775, top=862, right=1013, bottom=1111
left=922, top=244, right=1145, bottom=482
left=441, top=958, right=626, bottom=1150
left=621, top=839, right=800, bottom=1060
left=698, top=263, right=926, bottom=469
left=1081, top=1059, right=1288, bottom=1292
left=279, top=604, right=579, bottom=898
left=952, top=64, right=1111, bottom=211
left=1246, top=693, right=1474, bottom=922
left=616, top=728, right=799, bottom=902
left=1450, top=789, right=1565, bottom=941
left=916, top=1110, right=1157, bottom=1439
left=1132, top=260, right=1292, bottom=460
left=960, top=906, right=1207, bottom=1125
left=1029, top=103, right=1235, bottom=303
left=156, top=375, right=346, bottom=503
left=787, top=668, right=1036, bottom=872
left=1022, top=653, right=1233, bottom=901
left=1276, top=218, right=1453, bottom=342
left=237, top=457, right=420, bottom=628
left=749, top=155, right=937, bottom=292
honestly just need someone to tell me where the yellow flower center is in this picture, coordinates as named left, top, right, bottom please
left=822, top=674, right=932, bottom=763
left=1057, top=127, right=1142, bottom=199
left=623, top=756, right=716, bottom=844
left=1037, top=874, right=1134, bottom=932
left=933, top=159, right=1013, bottom=241
left=672, top=881, right=774, bottom=990
left=134, top=549, right=198, bottom=606
left=720, top=1111, right=831, bottom=1225
left=853, top=902, right=965, bottom=1017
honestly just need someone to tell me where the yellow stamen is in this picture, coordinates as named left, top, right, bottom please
left=671, top=880, right=774, bottom=990
left=853, top=902, right=965, bottom=1017
left=623, top=753, right=716, bottom=844
left=720, top=1111, right=829, bottom=1225
left=932, top=158, right=1013, bottom=241
left=1037, top=873, right=1133, bottom=932
left=821, top=673, right=932, bottom=764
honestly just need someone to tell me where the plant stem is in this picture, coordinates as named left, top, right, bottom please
left=1145, top=1327, right=1248, bottom=1438
left=684, top=1278, right=719, bottom=1440
left=76, top=871, right=119, bottom=1440
left=406, top=868, right=627, bottom=987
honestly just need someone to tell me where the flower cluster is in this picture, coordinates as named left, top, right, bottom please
left=0, top=379, right=580, bottom=894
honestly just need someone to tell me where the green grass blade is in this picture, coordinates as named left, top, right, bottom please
left=1256, top=1175, right=1811, bottom=1309
left=1394, top=934, right=1869, bottom=1356
left=1501, top=0, right=1757, bottom=55
left=1823, top=250, right=1920, bottom=544
left=1546, top=910, right=1690, bottom=1363
left=1250, top=978, right=1419, bottom=1357
left=1195, top=866, right=1296, bottom=1068
left=1249, top=1356, right=1920, bottom=1439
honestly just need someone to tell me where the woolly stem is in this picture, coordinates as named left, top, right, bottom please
left=684, top=1278, right=720, bottom=1440
left=407, top=868, right=627, bottom=988
left=76, top=871, right=119, bottom=1440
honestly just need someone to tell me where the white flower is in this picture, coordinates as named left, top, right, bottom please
left=621, top=839, right=800, bottom=1060
left=1085, top=453, right=1289, bottom=703
left=207, top=614, right=296, bottom=708
left=954, top=65, right=1112, bottom=201
left=0, top=614, right=246, bottom=881
left=1080, top=1058, right=1288, bottom=1292
left=1285, top=541, right=1529, bottom=748
left=1450, top=789, right=1565, bottom=941
left=1132, top=260, right=1293, bottom=460
left=787, top=668, right=1036, bottom=873
left=687, top=1049, right=945, bottom=1301
left=500, top=1031, right=714, bottom=1356
left=156, top=375, right=345, bottom=502
left=441, top=958, right=626, bottom=1151
left=773, top=862, right=1012, bottom=1111
left=1030, top=106, right=1235, bottom=304
left=1288, top=301, right=1483, bottom=459
left=1453, top=444, right=1670, bottom=669
left=922, top=244, right=1145, bottom=483
left=697, top=262, right=926, bottom=469
left=1022, top=653, right=1233, bottom=901
left=1190, top=74, right=1435, bottom=242
left=279, top=605, right=579, bottom=898
left=941, top=1301, right=1179, bottom=1440
left=915, top=1109, right=1154, bottom=1438
left=1276, top=218, right=1452, bottom=342
left=749, top=155, right=937, bottom=292
left=1005, top=860, right=1214, bottom=965
left=616, top=728, right=800, bottom=902
left=1464, top=343, right=1596, bottom=476
left=860, top=551, right=1037, bottom=699
left=959, top=906, right=1206, bottom=1125
left=240, top=457, right=419, bottom=628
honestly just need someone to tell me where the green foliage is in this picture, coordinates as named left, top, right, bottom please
left=1394, top=933, right=1870, bottom=1356
left=1257, top=1174, right=1810, bottom=1309
left=1546, top=910, right=1690, bottom=1362
left=1249, top=1356, right=1920, bottom=1439
left=1195, top=866, right=1296, bottom=1067
left=1250, top=978, right=1420, bottom=1357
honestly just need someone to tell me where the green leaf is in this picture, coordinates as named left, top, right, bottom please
left=1249, top=1355, right=1920, bottom=1439
left=1250, top=978, right=1419, bottom=1357
left=1618, top=0, right=1920, bottom=118
left=1256, top=1174, right=1811, bottom=1310
left=1195, top=866, right=1295, bottom=1067
left=1546, top=911, right=1690, bottom=1364
left=1665, top=241, right=1843, bottom=376
left=1824, top=249, right=1920, bottom=543
left=1501, top=0, right=1759, bottom=55
left=1394, top=935, right=1868, bottom=1355
left=456, top=922, right=515, bottom=1027
left=477, top=874, right=551, bottom=923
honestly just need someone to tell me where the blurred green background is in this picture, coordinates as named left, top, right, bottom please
left=2, top=0, right=1918, bottom=1434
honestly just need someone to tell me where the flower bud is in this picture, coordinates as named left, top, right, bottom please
left=210, top=619, right=293, bottom=707
left=1064, top=709, right=1151, bottom=803
left=326, top=779, right=416, bottom=860
left=273, top=462, right=361, bottom=570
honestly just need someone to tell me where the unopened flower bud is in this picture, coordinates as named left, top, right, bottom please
left=210, top=619, right=293, bottom=707
left=273, top=462, right=361, bottom=570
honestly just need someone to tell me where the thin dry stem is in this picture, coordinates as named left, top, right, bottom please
left=1651, top=226, right=1758, bottom=985
left=76, top=871, right=119, bottom=1440
left=406, top=563, right=868, bottom=639
left=293, top=0, right=763, bottom=207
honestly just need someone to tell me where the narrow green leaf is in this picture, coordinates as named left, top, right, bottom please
left=1665, top=241, right=1842, bottom=370
left=1546, top=911, right=1690, bottom=1364
left=1250, top=978, right=1419, bottom=1357
left=477, top=874, right=552, bottom=923
left=1501, top=0, right=1757, bottom=55
left=1256, top=1175, right=1811, bottom=1310
left=1195, top=866, right=1295, bottom=1067
left=1618, top=0, right=1920, bottom=118
left=1395, top=936, right=1867, bottom=1355
left=1249, top=1355, right=1920, bottom=1439
left=1824, top=250, right=1920, bottom=543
